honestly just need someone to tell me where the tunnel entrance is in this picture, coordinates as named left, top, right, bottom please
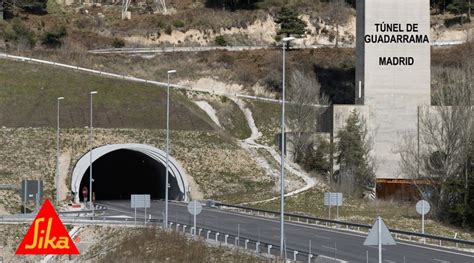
left=78, top=149, right=181, bottom=201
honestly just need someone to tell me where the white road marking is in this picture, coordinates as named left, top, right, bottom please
left=433, top=259, right=450, bottom=263
left=104, top=202, right=474, bottom=259
left=322, top=245, right=336, bottom=250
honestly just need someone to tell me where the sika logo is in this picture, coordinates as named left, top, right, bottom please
left=16, top=199, right=79, bottom=255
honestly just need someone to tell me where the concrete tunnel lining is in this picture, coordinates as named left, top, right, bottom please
left=71, top=143, right=189, bottom=202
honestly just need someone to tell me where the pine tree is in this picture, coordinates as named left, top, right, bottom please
left=274, top=7, right=307, bottom=37
left=336, top=110, right=375, bottom=197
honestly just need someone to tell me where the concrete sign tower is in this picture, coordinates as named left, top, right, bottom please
left=355, top=0, right=431, bottom=197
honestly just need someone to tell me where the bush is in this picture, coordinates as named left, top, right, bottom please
left=11, top=19, right=37, bottom=48
left=41, top=25, right=67, bottom=48
left=172, top=20, right=185, bottom=28
left=164, top=25, right=173, bottom=35
left=215, top=35, right=227, bottom=46
left=112, top=38, right=125, bottom=48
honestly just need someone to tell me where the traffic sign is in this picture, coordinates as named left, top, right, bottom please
left=364, top=216, right=396, bottom=263
left=187, top=200, right=203, bottom=215
left=364, top=217, right=396, bottom=246
left=131, top=194, right=150, bottom=208
left=416, top=200, right=430, bottom=215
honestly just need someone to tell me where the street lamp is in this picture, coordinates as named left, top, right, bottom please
left=89, top=91, right=98, bottom=219
left=280, top=36, right=295, bottom=258
left=164, top=69, right=176, bottom=229
left=56, top=96, right=64, bottom=207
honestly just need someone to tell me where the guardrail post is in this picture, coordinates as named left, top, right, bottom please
left=206, top=230, right=211, bottom=240
left=293, top=250, right=298, bottom=261
left=439, top=240, right=442, bottom=246
left=245, top=239, right=249, bottom=249
left=256, top=242, right=260, bottom=253
left=308, top=254, right=313, bottom=263
left=215, top=232, right=220, bottom=242
left=267, top=245, right=272, bottom=254
left=176, top=223, right=180, bottom=231
left=235, top=237, right=239, bottom=246
left=225, top=234, right=229, bottom=244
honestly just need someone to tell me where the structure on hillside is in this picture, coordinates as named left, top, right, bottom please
left=330, top=0, right=431, bottom=200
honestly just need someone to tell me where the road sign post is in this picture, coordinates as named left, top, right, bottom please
left=324, top=192, right=342, bottom=219
left=131, top=194, right=151, bottom=226
left=187, top=200, right=202, bottom=236
left=416, top=200, right=430, bottom=241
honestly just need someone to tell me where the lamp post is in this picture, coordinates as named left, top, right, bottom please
left=280, top=36, right=295, bottom=257
left=165, top=69, right=176, bottom=229
left=56, top=96, right=64, bottom=207
left=89, top=91, right=98, bottom=219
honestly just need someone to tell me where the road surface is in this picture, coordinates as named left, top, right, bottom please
left=98, top=200, right=474, bottom=263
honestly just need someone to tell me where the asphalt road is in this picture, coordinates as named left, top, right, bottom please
left=98, top=200, right=474, bottom=263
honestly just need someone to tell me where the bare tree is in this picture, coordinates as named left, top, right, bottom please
left=399, top=63, right=473, bottom=222
left=286, top=70, right=330, bottom=163
left=324, top=0, right=351, bottom=48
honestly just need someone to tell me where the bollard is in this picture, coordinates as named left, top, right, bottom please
left=169, top=222, right=173, bottom=229
left=199, top=228, right=203, bottom=236
left=256, top=242, right=260, bottom=253
left=176, top=223, right=180, bottom=231
left=267, top=245, right=272, bottom=255
left=183, top=225, right=187, bottom=233
left=293, top=250, right=298, bottom=261
left=235, top=237, right=240, bottom=246
left=206, top=230, right=211, bottom=240
left=225, top=234, right=229, bottom=244
left=215, top=232, right=220, bottom=242
left=308, top=254, right=313, bottom=263
left=191, top=227, right=195, bottom=236
left=245, top=239, right=249, bottom=249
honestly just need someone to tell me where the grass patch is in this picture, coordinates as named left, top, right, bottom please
left=208, top=96, right=251, bottom=140
left=246, top=100, right=281, bottom=146
left=0, top=58, right=213, bottom=131
left=81, top=227, right=265, bottom=262
left=250, top=188, right=474, bottom=241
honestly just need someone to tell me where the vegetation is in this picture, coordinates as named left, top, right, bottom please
left=215, top=35, right=227, bottom=46
left=41, top=25, right=67, bottom=48
left=335, top=110, right=375, bottom=198
left=399, top=62, right=473, bottom=229
left=83, top=227, right=264, bottom=262
left=274, top=7, right=307, bottom=39
left=286, top=70, right=329, bottom=163
left=250, top=188, right=474, bottom=241
left=111, top=37, right=125, bottom=48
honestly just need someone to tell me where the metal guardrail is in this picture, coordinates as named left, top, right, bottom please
left=215, top=202, right=474, bottom=248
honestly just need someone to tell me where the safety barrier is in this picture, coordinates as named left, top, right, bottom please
left=215, top=202, right=474, bottom=249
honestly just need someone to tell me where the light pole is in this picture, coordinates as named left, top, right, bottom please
left=56, top=96, right=64, bottom=207
left=165, top=69, right=176, bottom=229
left=89, top=91, right=98, bottom=219
left=280, top=36, right=295, bottom=258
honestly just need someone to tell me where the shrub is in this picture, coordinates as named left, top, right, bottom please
left=172, top=20, right=185, bottom=28
left=11, top=19, right=37, bottom=48
left=164, top=25, right=173, bottom=35
left=214, top=35, right=227, bottom=46
left=41, top=25, right=67, bottom=48
left=112, top=37, right=125, bottom=48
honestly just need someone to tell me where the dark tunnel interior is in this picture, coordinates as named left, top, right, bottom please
left=79, top=149, right=182, bottom=201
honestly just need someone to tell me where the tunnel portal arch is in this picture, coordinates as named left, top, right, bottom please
left=71, top=144, right=189, bottom=202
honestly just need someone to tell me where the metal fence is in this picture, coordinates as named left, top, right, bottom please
left=215, top=202, right=474, bottom=249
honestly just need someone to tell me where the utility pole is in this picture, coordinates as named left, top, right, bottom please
left=56, top=96, right=64, bottom=207
left=164, top=69, right=176, bottom=229
left=279, top=36, right=294, bottom=258
left=89, top=91, right=98, bottom=219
